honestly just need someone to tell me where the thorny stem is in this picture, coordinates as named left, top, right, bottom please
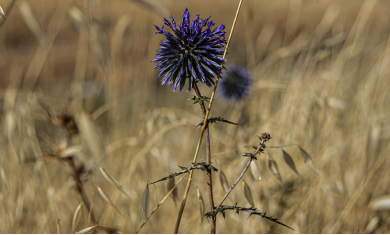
left=192, top=81, right=216, bottom=233
left=174, top=1, right=243, bottom=233
left=216, top=141, right=264, bottom=208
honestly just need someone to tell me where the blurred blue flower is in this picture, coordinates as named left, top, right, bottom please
left=217, top=66, right=252, bottom=103
left=152, top=8, right=226, bottom=91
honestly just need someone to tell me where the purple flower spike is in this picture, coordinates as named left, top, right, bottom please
left=152, top=8, right=226, bottom=92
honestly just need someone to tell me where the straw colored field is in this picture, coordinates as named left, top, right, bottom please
left=1, top=0, right=390, bottom=233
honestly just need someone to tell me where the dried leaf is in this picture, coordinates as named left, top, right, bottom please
left=299, top=146, right=320, bottom=177
left=243, top=181, right=254, bottom=207
left=97, top=186, right=123, bottom=216
left=76, top=226, right=96, bottom=234
left=268, top=157, right=285, bottom=187
left=167, top=177, right=178, bottom=206
left=250, top=161, right=261, bottom=180
left=219, top=170, right=229, bottom=193
left=19, top=1, right=46, bottom=42
left=196, top=186, right=205, bottom=223
left=369, top=195, right=390, bottom=211
left=72, top=202, right=83, bottom=233
left=140, top=184, right=150, bottom=222
left=282, top=150, right=300, bottom=176
left=99, top=167, right=128, bottom=197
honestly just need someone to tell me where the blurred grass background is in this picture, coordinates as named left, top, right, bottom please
left=1, top=0, right=390, bottom=233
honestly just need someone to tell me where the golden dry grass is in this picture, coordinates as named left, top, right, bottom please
left=1, top=0, right=390, bottom=233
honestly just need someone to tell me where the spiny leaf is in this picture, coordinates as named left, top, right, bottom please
left=243, top=182, right=254, bottom=207
left=72, top=202, right=83, bottom=233
left=248, top=211, right=295, bottom=231
left=140, top=184, right=150, bottom=222
left=196, top=117, right=238, bottom=128
left=97, top=186, right=123, bottom=216
left=281, top=150, right=300, bottom=176
left=191, top=96, right=210, bottom=104
left=99, top=167, right=128, bottom=197
left=298, top=146, right=320, bottom=177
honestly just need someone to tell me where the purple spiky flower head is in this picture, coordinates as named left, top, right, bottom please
left=217, top=66, right=252, bottom=103
left=152, top=8, right=226, bottom=91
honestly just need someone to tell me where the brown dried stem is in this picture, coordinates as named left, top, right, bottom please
left=192, top=81, right=216, bottom=233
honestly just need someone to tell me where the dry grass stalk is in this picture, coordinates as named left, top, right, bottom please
left=72, top=203, right=83, bottom=233
left=167, top=177, right=178, bottom=206
left=250, top=160, right=261, bottom=181
left=96, top=186, right=123, bottom=216
left=99, top=167, right=128, bottom=197
left=76, top=225, right=96, bottom=234
left=75, top=111, right=106, bottom=161
left=281, top=150, right=300, bottom=176
left=19, top=1, right=46, bottom=44
left=243, top=181, right=254, bottom=207
left=140, top=184, right=150, bottom=223
left=268, top=156, right=285, bottom=188
left=196, top=186, right=205, bottom=224
left=298, top=146, right=320, bottom=177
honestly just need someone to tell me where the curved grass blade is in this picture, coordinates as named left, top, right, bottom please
left=250, top=160, right=261, bottom=180
left=282, top=149, right=300, bottom=176
left=268, top=157, right=285, bottom=188
left=243, top=181, right=254, bottom=207
left=76, top=111, right=106, bottom=162
left=196, top=186, right=205, bottom=224
left=19, top=1, right=46, bottom=43
left=97, top=186, right=123, bottom=216
left=298, top=146, right=320, bottom=177
left=369, top=195, right=390, bottom=211
left=140, top=184, right=150, bottom=222
left=77, top=226, right=96, bottom=234
left=167, top=177, right=178, bottom=206
left=219, top=170, right=229, bottom=193
left=72, top=202, right=83, bottom=233
left=99, top=167, right=128, bottom=197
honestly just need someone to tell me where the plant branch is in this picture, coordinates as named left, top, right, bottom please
left=174, top=0, right=243, bottom=233
left=217, top=140, right=264, bottom=208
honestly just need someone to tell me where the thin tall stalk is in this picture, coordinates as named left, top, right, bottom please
left=174, top=1, right=243, bottom=233
left=192, top=81, right=216, bottom=233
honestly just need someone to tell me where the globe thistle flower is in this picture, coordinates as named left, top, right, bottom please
left=152, top=8, right=226, bottom=91
left=217, top=66, right=252, bottom=103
